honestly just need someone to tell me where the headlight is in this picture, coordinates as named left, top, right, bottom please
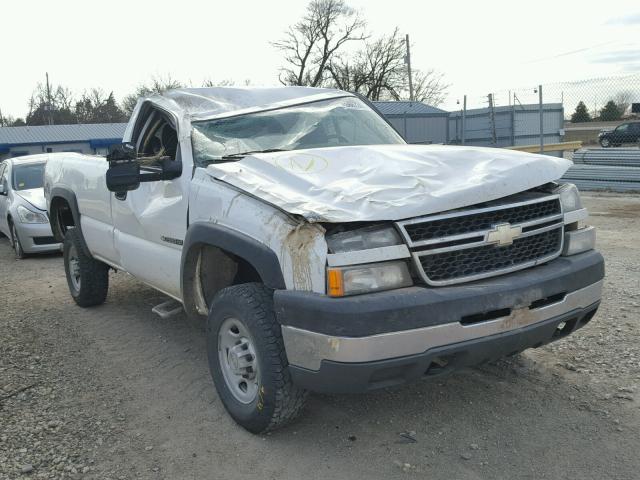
left=555, top=183, right=583, bottom=213
left=326, top=225, right=402, bottom=253
left=554, top=183, right=595, bottom=255
left=327, top=261, right=412, bottom=297
left=17, top=205, right=48, bottom=224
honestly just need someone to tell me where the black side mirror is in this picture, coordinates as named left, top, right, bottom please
left=105, top=142, right=182, bottom=193
left=106, top=143, right=140, bottom=193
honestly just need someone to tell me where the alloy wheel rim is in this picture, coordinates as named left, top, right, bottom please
left=218, top=317, right=260, bottom=404
left=68, top=244, right=81, bottom=291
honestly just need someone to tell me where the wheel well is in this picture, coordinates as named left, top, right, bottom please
left=49, top=196, right=75, bottom=241
left=182, top=244, right=263, bottom=319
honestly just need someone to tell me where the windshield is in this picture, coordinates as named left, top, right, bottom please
left=12, top=163, right=45, bottom=191
left=191, top=97, right=405, bottom=166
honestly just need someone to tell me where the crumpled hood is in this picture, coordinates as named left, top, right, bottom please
left=206, top=144, right=571, bottom=222
left=16, top=188, right=47, bottom=211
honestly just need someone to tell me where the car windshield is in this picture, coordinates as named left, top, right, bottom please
left=191, top=97, right=405, bottom=166
left=12, top=163, right=45, bottom=191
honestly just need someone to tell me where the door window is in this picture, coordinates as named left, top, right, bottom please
left=1, top=164, right=9, bottom=191
left=136, top=110, right=179, bottom=165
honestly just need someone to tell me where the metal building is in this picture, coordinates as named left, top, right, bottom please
left=448, top=103, right=564, bottom=148
left=0, top=123, right=127, bottom=161
left=373, top=101, right=449, bottom=144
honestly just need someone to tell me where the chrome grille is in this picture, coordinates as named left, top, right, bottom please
left=419, top=228, right=562, bottom=282
left=396, top=195, right=564, bottom=286
left=403, top=199, right=560, bottom=244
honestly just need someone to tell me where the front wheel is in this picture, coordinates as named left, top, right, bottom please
left=63, top=228, right=109, bottom=307
left=599, top=138, right=611, bottom=148
left=10, top=222, right=25, bottom=259
left=207, top=283, right=307, bottom=433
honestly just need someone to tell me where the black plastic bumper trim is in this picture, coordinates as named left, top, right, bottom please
left=289, top=302, right=600, bottom=394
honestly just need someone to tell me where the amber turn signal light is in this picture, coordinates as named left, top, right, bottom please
left=327, top=268, right=345, bottom=297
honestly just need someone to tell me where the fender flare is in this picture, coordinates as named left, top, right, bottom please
left=48, top=187, right=91, bottom=256
left=180, top=222, right=286, bottom=299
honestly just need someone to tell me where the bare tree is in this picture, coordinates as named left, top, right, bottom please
left=122, top=74, right=183, bottom=115
left=76, top=89, right=127, bottom=123
left=0, top=109, right=25, bottom=127
left=273, top=0, right=366, bottom=87
left=396, top=69, right=449, bottom=106
left=202, top=78, right=252, bottom=87
left=615, top=90, right=633, bottom=117
left=26, top=81, right=77, bottom=125
left=327, top=28, right=449, bottom=105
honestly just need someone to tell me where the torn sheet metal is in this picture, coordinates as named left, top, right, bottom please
left=206, top=144, right=572, bottom=223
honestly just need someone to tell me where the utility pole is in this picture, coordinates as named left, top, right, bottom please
left=461, top=95, right=467, bottom=145
left=45, top=72, right=53, bottom=125
left=404, top=34, right=414, bottom=102
left=538, top=84, right=544, bottom=154
left=488, top=93, right=497, bottom=145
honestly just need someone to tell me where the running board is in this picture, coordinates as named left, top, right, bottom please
left=152, top=300, right=183, bottom=319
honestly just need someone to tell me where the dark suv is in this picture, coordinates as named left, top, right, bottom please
left=598, top=121, right=640, bottom=147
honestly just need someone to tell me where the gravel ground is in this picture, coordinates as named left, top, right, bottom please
left=0, top=193, right=638, bottom=480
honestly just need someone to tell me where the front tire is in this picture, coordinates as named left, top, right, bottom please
left=10, top=222, right=25, bottom=259
left=599, top=138, right=611, bottom=148
left=207, top=283, right=307, bottom=433
left=63, top=228, right=109, bottom=307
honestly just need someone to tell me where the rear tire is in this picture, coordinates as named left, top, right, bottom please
left=206, top=283, right=307, bottom=433
left=63, top=228, right=109, bottom=307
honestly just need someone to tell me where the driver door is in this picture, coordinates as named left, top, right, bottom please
left=111, top=107, right=188, bottom=299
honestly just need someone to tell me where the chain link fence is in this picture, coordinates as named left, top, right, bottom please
left=449, top=73, right=640, bottom=191
left=451, top=73, right=640, bottom=150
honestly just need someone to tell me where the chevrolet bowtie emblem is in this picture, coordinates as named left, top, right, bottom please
left=486, top=223, right=522, bottom=246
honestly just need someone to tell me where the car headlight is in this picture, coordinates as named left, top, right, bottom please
left=553, top=183, right=595, bottom=255
left=555, top=183, right=583, bottom=213
left=327, top=261, right=413, bottom=297
left=326, top=225, right=402, bottom=253
left=17, top=204, right=48, bottom=224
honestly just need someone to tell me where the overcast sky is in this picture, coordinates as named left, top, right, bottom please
left=2, top=0, right=639, bottom=118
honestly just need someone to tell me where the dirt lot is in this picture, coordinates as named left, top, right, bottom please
left=1, top=193, right=639, bottom=480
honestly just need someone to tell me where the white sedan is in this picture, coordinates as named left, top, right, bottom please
left=0, top=155, right=61, bottom=258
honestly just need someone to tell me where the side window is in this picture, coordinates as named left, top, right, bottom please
left=616, top=124, right=629, bottom=133
left=1, top=164, right=9, bottom=190
left=136, top=110, right=179, bottom=166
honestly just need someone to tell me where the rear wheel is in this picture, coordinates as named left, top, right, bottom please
left=63, top=228, right=109, bottom=307
left=207, top=283, right=307, bottom=433
left=10, top=222, right=25, bottom=259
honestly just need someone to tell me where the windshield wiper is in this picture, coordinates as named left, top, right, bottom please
left=219, top=148, right=290, bottom=160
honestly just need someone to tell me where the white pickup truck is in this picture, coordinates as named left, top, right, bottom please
left=44, top=87, right=604, bottom=433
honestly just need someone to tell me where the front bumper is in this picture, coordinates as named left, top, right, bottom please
left=275, top=251, right=604, bottom=393
left=15, top=221, right=62, bottom=254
